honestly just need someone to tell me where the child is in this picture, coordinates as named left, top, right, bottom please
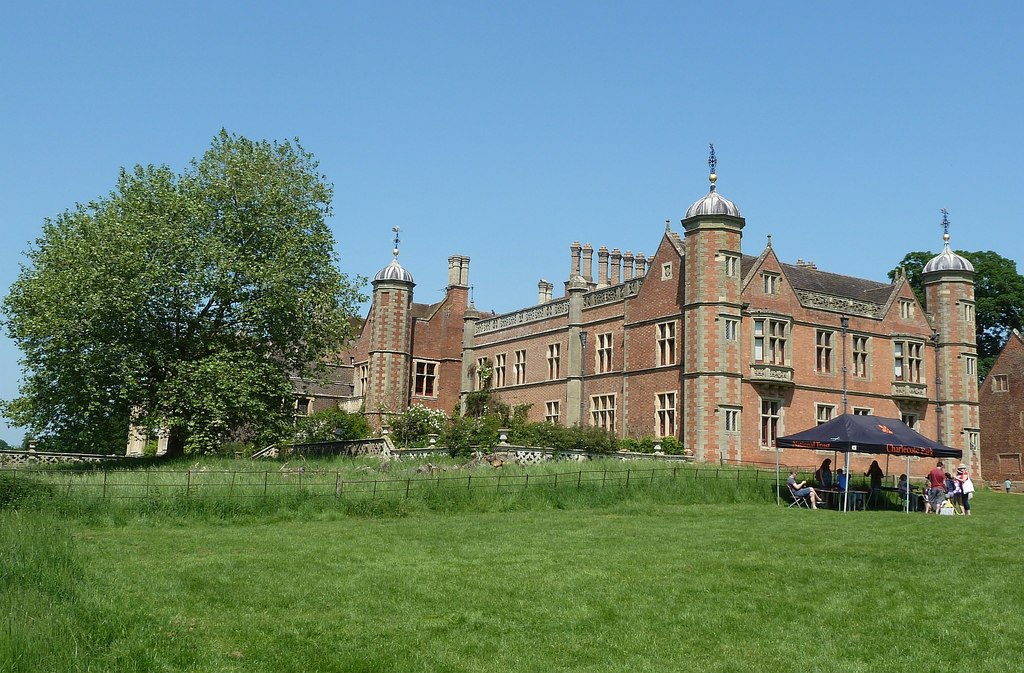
left=945, top=472, right=964, bottom=515
left=1006, top=478, right=1014, bottom=494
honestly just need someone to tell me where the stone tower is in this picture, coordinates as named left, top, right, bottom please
left=922, top=211, right=981, bottom=475
left=366, top=231, right=415, bottom=428
left=680, top=145, right=746, bottom=461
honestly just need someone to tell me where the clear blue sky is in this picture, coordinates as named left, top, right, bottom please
left=2, top=1, right=1022, bottom=447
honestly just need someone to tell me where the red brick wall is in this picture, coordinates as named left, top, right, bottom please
left=980, top=332, right=1024, bottom=481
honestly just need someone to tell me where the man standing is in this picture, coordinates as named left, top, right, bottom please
left=927, top=461, right=946, bottom=514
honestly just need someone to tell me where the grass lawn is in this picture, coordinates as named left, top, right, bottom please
left=3, top=484, right=1022, bottom=672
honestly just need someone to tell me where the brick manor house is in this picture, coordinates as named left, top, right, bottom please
left=979, top=329, right=1024, bottom=481
left=298, top=153, right=982, bottom=476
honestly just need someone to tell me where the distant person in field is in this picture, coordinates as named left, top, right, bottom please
left=956, top=464, right=974, bottom=515
left=1005, top=477, right=1013, bottom=494
left=865, top=460, right=884, bottom=506
left=927, top=461, right=947, bottom=514
left=787, top=469, right=822, bottom=509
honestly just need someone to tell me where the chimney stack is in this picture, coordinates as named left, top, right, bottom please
left=538, top=279, right=554, bottom=304
left=581, top=244, right=594, bottom=284
left=635, top=252, right=647, bottom=277
left=570, top=241, right=582, bottom=279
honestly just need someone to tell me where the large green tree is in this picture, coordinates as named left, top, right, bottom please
left=890, top=250, right=1024, bottom=379
left=2, top=130, right=365, bottom=455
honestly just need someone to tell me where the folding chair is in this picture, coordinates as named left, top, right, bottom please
left=787, top=484, right=810, bottom=508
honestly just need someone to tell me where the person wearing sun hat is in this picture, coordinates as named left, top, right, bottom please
left=956, top=464, right=974, bottom=515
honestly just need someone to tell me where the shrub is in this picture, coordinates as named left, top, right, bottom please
left=441, top=415, right=501, bottom=457
left=388, top=405, right=449, bottom=447
left=294, top=409, right=372, bottom=444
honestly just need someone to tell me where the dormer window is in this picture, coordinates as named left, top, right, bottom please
left=762, top=272, right=779, bottom=295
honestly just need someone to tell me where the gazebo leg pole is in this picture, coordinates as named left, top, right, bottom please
left=844, top=451, right=851, bottom=512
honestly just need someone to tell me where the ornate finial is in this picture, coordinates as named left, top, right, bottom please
left=707, top=143, right=718, bottom=191
left=391, top=226, right=401, bottom=258
left=665, top=218, right=671, bottom=233
left=940, top=209, right=951, bottom=244
left=767, top=234, right=772, bottom=248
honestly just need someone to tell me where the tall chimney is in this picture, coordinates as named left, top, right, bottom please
left=448, top=255, right=461, bottom=288
left=459, top=255, right=470, bottom=286
left=610, top=248, right=622, bottom=285
left=570, top=241, right=582, bottom=279
left=635, top=252, right=647, bottom=277
left=582, top=244, right=594, bottom=284
left=597, top=246, right=609, bottom=287
left=538, top=279, right=554, bottom=304
left=623, top=250, right=635, bottom=280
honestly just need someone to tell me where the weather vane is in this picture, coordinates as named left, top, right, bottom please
left=391, top=226, right=401, bottom=258
left=940, top=209, right=950, bottom=238
left=707, top=143, right=718, bottom=191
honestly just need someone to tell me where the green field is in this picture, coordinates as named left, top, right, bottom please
left=2, top=460, right=1021, bottom=673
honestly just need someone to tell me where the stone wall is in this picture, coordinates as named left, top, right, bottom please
left=0, top=449, right=122, bottom=466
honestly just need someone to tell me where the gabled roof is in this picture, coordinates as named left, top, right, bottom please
left=781, top=262, right=894, bottom=304
left=741, top=249, right=902, bottom=318
left=412, top=300, right=444, bottom=320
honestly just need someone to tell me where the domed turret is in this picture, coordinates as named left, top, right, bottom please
left=373, top=258, right=415, bottom=284
left=923, top=210, right=974, bottom=274
left=683, top=144, right=742, bottom=219
left=372, top=226, right=415, bottom=285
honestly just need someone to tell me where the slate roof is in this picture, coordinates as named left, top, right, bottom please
left=741, top=254, right=896, bottom=305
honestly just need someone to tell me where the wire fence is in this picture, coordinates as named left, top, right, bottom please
left=2, top=463, right=786, bottom=502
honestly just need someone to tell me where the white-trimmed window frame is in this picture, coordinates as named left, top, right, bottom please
left=723, top=407, right=741, bottom=433
left=596, top=332, right=613, bottom=373
left=513, top=349, right=527, bottom=386
left=852, top=334, right=869, bottom=378
left=413, top=359, right=439, bottom=398
left=657, top=321, right=677, bottom=366
left=494, top=353, right=507, bottom=388
left=816, top=330, right=834, bottom=374
left=656, top=391, right=677, bottom=437
left=816, top=403, right=836, bottom=425
left=591, top=394, right=616, bottom=431
left=724, top=317, right=739, bottom=341
left=760, top=398, right=782, bottom=447
left=893, top=339, right=923, bottom=383
left=547, top=343, right=560, bottom=380
left=753, top=316, right=788, bottom=365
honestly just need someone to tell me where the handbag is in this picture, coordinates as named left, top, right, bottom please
left=962, top=478, right=975, bottom=495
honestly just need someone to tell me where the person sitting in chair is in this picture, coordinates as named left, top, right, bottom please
left=835, top=468, right=848, bottom=492
left=787, top=469, right=822, bottom=509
